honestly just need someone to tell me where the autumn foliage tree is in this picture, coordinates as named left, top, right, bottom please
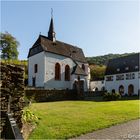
left=90, top=65, right=106, bottom=80
left=0, top=32, right=19, bottom=60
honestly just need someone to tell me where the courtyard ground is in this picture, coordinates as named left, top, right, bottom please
left=71, top=119, right=140, bottom=139
left=28, top=100, right=140, bottom=139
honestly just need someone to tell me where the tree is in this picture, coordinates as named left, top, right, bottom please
left=0, top=32, right=19, bottom=60
left=90, top=65, right=106, bottom=80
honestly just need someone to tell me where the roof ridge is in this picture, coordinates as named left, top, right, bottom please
left=28, top=35, right=87, bottom=63
left=40, top=35, right=80, bottom=48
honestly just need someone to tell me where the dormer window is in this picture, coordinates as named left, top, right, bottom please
left=125, top=67, right=129, bottom=70
left=135, top=66, right=138, bottom=69
left=117, top=68, right=120, bottom=72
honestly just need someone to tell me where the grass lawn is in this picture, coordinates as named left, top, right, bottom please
left=29, top=100, right=140, bottom=139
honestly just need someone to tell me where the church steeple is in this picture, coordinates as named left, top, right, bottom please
left=48, top=9, right=56, bottom=42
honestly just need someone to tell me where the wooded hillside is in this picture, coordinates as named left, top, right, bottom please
left=86, top=53, right=136, bottom=65
left=87, top=53, right=137, bottom=80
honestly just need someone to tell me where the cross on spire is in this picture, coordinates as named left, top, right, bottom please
left=51, top=8, right=53, bottom=18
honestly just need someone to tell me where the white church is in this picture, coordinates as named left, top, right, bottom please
left=105, top=53, right=140, bottom=95
left=28, top=17, right=90, bottom=91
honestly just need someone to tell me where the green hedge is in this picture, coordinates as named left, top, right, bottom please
left=103, top=92, right=121, bottom=101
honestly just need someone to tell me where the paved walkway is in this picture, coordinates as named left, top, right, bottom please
left=71, top=119, right=140, bottom=139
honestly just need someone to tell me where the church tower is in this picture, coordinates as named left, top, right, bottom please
left=48, top=9, right=56, bottom=42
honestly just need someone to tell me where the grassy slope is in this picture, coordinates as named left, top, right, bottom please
left=29, top=100, right=140, bottom=139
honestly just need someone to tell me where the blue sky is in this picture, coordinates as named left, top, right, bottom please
left=1, top=0, right=140, bottom=60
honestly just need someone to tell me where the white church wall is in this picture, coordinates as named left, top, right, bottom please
left=44, top=52, right=75, bottom=89
left=87, top=67, right=91, bottom=80
left=87, top=67, right=91, bottom=90
left=28, top=51, right=90, bottom=91
left=105, top=71, right=140, bottom=95
left=28, top=52, right=45, bottom=87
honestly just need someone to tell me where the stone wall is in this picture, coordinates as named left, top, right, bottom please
left=0, top=63, right=25, bottom=138
left=25, top=88, right=78, bottom=102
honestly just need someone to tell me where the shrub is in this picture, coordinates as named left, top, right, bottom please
left=103, top=92, right=121, bottom=101
left=22, top=108, right=39, bottom=140
left=22, top=108, right=38, bottom=124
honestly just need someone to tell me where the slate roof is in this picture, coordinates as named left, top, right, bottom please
left=72, top=64, right=87, bottom=76
left=105, top=53, right=140, bottom=75
left=28, top=35, right=87, bottom=63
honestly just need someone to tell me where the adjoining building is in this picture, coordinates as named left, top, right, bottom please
left=90, top=80, right=105, bottom=91
left=28, top=17, right=90, bottom=91
left=105, top=53, right=140, bottom=95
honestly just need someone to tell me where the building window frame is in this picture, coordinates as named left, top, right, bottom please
left=117, top=68, right=120, bottom=72
left=55, top=63, right=61, bottom=80
left=125, top=67, right=129, bottom=70
left=128, top=84, right=134, bottom=96
left=65, top=65, right=70, bottom=81
left=82, top=64, right=85, bottom=71
left=116, top=74, right=124, bottom=81
left=119, top=85, right=124, bottom=95
left=135, top=66, right=138, bottom=69
left=126, top=73, right=135, bottom=80
left=34, top=64, right=38, bottom=73
left=106, top=76, right=113, bottom=81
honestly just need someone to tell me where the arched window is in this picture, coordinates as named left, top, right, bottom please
left=119, top=85, right=124, bottom=95
left=65, top=65, right=70, bottom=81
left=128, top=84, right=134, bottom=96
left=82, top=64, right=85, bottom=71
left=55, top=63, right=61, bottom=80
left=34, top=64, right=38, bottom=73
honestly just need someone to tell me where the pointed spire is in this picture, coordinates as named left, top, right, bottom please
left=48, top=8, right=56, bottom=42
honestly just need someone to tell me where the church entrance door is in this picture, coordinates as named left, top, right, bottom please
left=73, top=80, right=84, bottom=91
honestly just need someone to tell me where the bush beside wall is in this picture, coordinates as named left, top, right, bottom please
left=103, top=92, right=121, bottom=101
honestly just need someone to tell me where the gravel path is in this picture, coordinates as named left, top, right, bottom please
left=70, top=119, right=140, bottom=139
